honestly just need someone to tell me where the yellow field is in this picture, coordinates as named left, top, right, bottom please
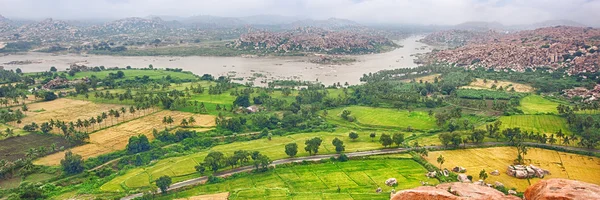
left=425, top=147, right=600, bottom=191
left=175, top=192, right=229, bottom=200
left=19, top=98, right=124, bottom=128
left=401, top=74, right=441, bottom=83
left=34, top=111, right=215, bottom=166
left=461, top=78, right=534, bottom=93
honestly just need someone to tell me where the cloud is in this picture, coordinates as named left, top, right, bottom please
left=0, top=0, right=598, bottom=26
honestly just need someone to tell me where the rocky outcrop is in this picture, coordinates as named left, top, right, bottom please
left=506, top=164, right=550, bottom=179
left=392, top=179, right=600, bottom=200
left=391, top=182, right=520, bottom=200
left=457, top=174, right=471, bottom=183
left=524, top=179, right=600, bottom=200
left=452, top=166, right=467, bottom=173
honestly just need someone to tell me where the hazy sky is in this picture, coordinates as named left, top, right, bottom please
left=0, top=0, right=599, bottom=26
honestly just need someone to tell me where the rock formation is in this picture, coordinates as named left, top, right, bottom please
left=391, top=179, right=600, bottom=200
left=452, top=166, right=467, bottom=173
left=524, top=179, right=600, bottom=200
left=385, top=178, right=398, bottom=187
left=506, top=164, right=550, bottom=179
left=390, top=182, right=520, bottom=200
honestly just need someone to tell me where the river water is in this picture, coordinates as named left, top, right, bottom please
left=0, top=35, right=432, bottom=86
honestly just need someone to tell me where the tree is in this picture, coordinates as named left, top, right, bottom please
left=285, top=143, right=298, bottom=157
left=437, top=154, right=445, bottom=170
left=348, top=132, right=359, bottom=141
left=234, top=95, right=250, bottom=107
left=369, top=132, right=376, bottom=141
left=471, top=129, right=486, bottom=144
left=60, top=151, right=84, bottom=174
left=479, top=169, right=488, bottom=182
left=392, top=133, right=405, bottom=147
left=379, top=133, right=393, bottom=147
left=156, top=175, right=172, bottom=194
left=332, top=138, right=345, bottom=153
left=304, top=137, right=322, bottom=155
left=438, top=132, right=453, bottom=148
left=50, top=66, right=57, bottom=72
left=204, top=151, right=224, bottom=172
left=126, top=135, right=151, bottom=154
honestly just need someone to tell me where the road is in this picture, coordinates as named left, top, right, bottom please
left=120, top=142, right=598, bottom=200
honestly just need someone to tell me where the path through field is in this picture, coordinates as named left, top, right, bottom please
left=119, top=142, right=600, bottom=200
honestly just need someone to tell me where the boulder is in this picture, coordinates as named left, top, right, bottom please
left=515, top=170, right=528, bottom=179
left=490, top=170, right=500, bottom=176
left=442, top=169, right=450, bottom=177
left=376, top=187, right=382, bottom=193
left=452, top=166, right=467, bottom=173
left=385, top=178, right=398, bottom=187
left=508, top=190, right=517, bottom=195
left=426, top=171, right=437, bottom=178
left=494, top=181, right=504, bottom=188
left=390, top=182, right=520, bottom=200
left=457, top=174, right=471, bottom=183
left=524, top=179, right=600, bottom=200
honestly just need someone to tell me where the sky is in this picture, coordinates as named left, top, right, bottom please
left=0, top=0, right=599, bottom=26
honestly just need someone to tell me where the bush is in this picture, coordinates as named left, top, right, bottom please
left=337, top=153, right=349, bottom=162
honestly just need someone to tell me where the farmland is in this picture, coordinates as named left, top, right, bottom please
left=100, top=128, right=396, bottom=191
left=18, top=98, right=125, bottom=131
left=327, top=106, right=437, bottom=130
left=34, top=110, right=215, bottom=166
left=482, top=115, right=572, bottom=135
left=425, top=147, right=600, bottom=191
left=154, top=159, right=437, bottom=200
left=461, top=78, right=534, bottom=93
left=518, top=95, right=560, bottom=114
left=0, top=133, right=73, bottom=162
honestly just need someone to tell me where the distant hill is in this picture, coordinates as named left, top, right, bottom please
left=451, top=20, right=590, bottom=32
left=453, top=21, right=505, bottom=31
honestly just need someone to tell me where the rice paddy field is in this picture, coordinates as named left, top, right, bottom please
left=425, top=147, right=600, bottom=191
left=518, top=95, right=560, bottom=114
left=34, top=110, right=215, bottom=166
left=100, top=128, right=403, bottom=192
left=480, top=115, right=572, bottom=135
left=158, top=159, right=437, bottom=200
left=460, top=78, right=534, bottom=93
left=327, top=106, right=437, bottom=130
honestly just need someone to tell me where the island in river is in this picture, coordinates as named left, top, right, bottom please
left=0, top=36, right=432, bottom=86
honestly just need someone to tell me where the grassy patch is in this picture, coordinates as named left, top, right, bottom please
left=327, top=106, right=437, bottom=131
left=0, top=133, right=73, bottom=162
left=518, top=95, right=560, bottom=114
left=157, top=159, right=437, bottom=200
left=0, top=177, right=21, bottom=190
left=480, top=115, right=571, bottom=135
left=67, top=69, right=197, bottom=81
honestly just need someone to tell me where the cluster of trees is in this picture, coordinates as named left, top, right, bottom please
left=195, top=150, right=272, bottom=174
left=558, top=104, right=600, bottom=149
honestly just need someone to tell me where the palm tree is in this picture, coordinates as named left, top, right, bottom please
left=120, top=107, right=127, bottom=120
left=89, top=117, right=96, bottom=131
left=129, top=106, right=136, bottom=118
left=437, top=154, right=445, bottom=170
left=114, top=111, right=120, bottom=123
left=188, top=116, right=196, bottom=126
left=108, top=110, right=115, bottom=125
left=5, top=128, right=13, bottom=137
left=25, top=148, right=37, bottom=159
left=83, top=119, right=90, bottom=133
left=76, top=119, right=83, bottom=132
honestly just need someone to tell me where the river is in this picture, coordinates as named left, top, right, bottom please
left=0, top=35, right=432, bottom=86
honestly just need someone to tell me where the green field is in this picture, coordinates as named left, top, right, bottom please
left=481, top=115, right=571, bottom=135
left=327, top=106, right=437, bottom=130
left=0, top=123, right=27, bottom=140
left=518, top=95, right=560, bottom=114
left=66, top=69, right=198, bottom=81
left=157, top=159, right=437, bottom=200
left=100, top=128, right=413, bottom=191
